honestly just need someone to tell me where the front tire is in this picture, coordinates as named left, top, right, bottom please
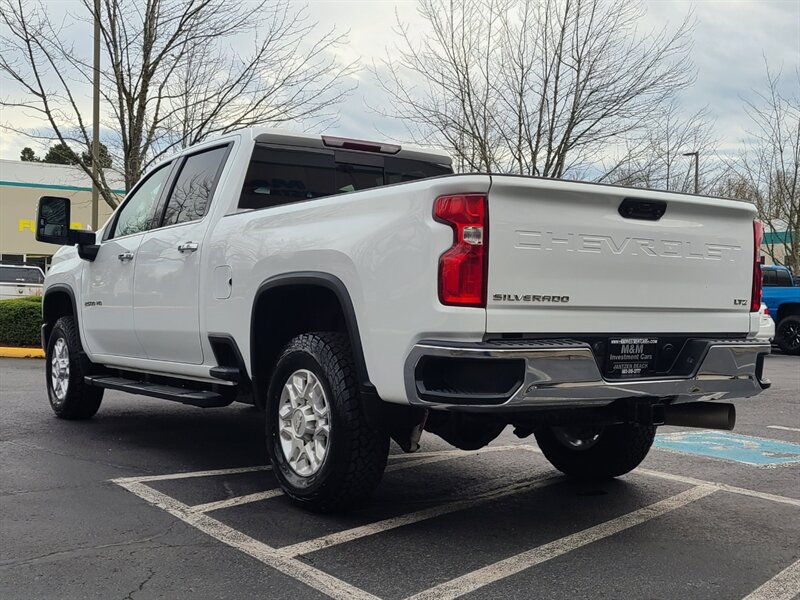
left=46, top=316, right=103, bottom=420
left=534, top=423, right=655, bottom=480
left=265, top=332, right=389, bottom=512
left=776, top=316, right=800, bottom=355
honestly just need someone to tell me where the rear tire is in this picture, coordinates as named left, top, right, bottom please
left=776, top=315, right=800, bottom=355
left=265, top=332, right=389, bottom=512
left=534, top=423, right=655, bottom=480
left=46, top=316, right=103, bottom=420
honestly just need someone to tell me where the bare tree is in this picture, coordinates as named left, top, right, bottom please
left=0, top=0, right=355, bottom=209
left=374, top=0, right=694, bottom=178
left=720, top=65, right=799, bottom=272
left=603, top=100, right=717, bottom=193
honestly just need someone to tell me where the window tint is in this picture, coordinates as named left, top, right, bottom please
left=0, top=266, right=43, bottom=284
left=238, top=145, right=452, bottom=210
left=162, top=146, right=228, bottom=227
left=384, top=157, right=452, bottom=184
left=239, top=148, right=338, bottom=210
left=112, top=164, right=171, bottom=238
left=762, top=270, right=777, bottom=286
left=776, top=270, right=792, bottom=286
left=334, top=163, right=384, bottom=194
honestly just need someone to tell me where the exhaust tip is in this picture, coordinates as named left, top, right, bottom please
left=664, top=402, right=736, bottom=431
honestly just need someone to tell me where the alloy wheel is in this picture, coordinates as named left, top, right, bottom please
left=780, top=321, right=800, bottom=351
left=50, top=337, right=70, bottom=403
left=278, top=369, right=331, bottom=476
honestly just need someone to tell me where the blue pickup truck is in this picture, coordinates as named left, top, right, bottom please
left=762, top=265, right=800, bottom=355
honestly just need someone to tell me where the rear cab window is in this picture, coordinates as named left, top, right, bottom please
left=0, top=267, right=44, bottom=284
left=763, top=269, right=795, bottom=287
left=775, top=269, right=792, bottom=287
left=238, top=145, right=452, bottom=211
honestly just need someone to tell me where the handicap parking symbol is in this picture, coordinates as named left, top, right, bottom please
left=654, top=430, right=800, bottom=466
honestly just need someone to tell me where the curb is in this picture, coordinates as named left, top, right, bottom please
left=0, top=347, right=45, bottom=358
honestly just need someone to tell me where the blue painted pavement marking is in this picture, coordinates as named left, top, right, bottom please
left=654, top=430, right=800, bottom=467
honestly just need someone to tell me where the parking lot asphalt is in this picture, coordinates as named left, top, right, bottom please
left=1, top=355, right=798, bottom=600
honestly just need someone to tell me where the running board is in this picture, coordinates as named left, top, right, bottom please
left=84, top=375, right=232, bottom=408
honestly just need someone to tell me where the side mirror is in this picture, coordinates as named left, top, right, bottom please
left=35, top=196, right=99, bottom=260
left=36, top=196, right=72, bottom=245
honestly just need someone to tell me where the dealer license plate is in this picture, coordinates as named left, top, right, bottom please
left=605, top=338, right=659, bottom=378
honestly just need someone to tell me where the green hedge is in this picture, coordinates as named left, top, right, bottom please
left=0, top=297, right=43, bottom=347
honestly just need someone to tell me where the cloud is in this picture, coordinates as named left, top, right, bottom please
left=639, top=1, right=799, bottom=155
left=1, top=0, right=798, bottom=163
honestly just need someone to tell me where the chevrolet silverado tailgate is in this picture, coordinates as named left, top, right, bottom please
left=486, top=177, right=757, bottom=335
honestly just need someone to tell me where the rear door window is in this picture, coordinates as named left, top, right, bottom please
left=161, top=146, right=229, bottom=227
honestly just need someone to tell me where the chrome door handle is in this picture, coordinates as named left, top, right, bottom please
left=178, top=241, right=199, bottom=253
left=117, top=252, right=134, bottom=262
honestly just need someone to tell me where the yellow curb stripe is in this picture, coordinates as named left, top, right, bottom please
left=0, top=347, right=45, bottom=358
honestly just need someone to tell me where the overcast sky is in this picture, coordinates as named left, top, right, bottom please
left=0, top=0, right=798, bottom=163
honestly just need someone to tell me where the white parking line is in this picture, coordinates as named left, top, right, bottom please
left=189, top=489, right=285, bottom=514
left=280, top=473, right=560, bottom=557
left=406, top=485, right=717, bottom=600
left=116, top=480, right=380, bottom=600
left=112, top=443, right=800, bottom=600
left=517, top=444, right=800, bottom=509
left=384, top=445, right=522, bottom=473
left=741, top=558, right=800, bottom=600
left=767, top=425, right=800, bottom=433
left=182, top=452, right=485, bottom=513
left=637, top=468, right=800, bottom=509
left=176, top=446, right=524, bottom=514
left=113, top=465, right=270, bottom=484
left=114, top=445, right=522, bottom=487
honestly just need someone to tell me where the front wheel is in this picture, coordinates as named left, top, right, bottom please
left=265, top=332, right=389, bottom=512
left=46, top=316, right=103, bottom=419
left=534, top=423, right=656, bottom=480
left=776, top=316, right=800, bottom=355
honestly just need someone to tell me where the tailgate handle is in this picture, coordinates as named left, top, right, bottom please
left=618, top=198, right=667, bottom=221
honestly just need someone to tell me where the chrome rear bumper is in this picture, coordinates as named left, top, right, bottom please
left=404, top=339, right=771, bottom=412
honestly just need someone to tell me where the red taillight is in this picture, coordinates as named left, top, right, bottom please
left=751, top=220, right=763, bottom=312
left=434, top=194, right=487, bottom=307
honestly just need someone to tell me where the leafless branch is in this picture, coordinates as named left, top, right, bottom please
left=0, top=0, right=355, bottom=209
left=373, top=0, right=694, bottom=178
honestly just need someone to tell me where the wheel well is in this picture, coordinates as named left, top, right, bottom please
left=42, top=289, right=76, bottom=347
left=776, top=303, right=800, bottom=323
left=251, top=282, right=363, bottom=409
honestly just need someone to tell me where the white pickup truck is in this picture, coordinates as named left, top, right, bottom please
left=35, top=128, right=770, bottom=511
left=0, top=264, right=45, bottom=299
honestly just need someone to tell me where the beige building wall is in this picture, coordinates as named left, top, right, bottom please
left=0, top=159, right=120, bottom=265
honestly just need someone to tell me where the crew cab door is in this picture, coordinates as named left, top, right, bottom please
left=81, top=163, right=173, bottom=357
left=133, top=145, right=230, bottom=364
